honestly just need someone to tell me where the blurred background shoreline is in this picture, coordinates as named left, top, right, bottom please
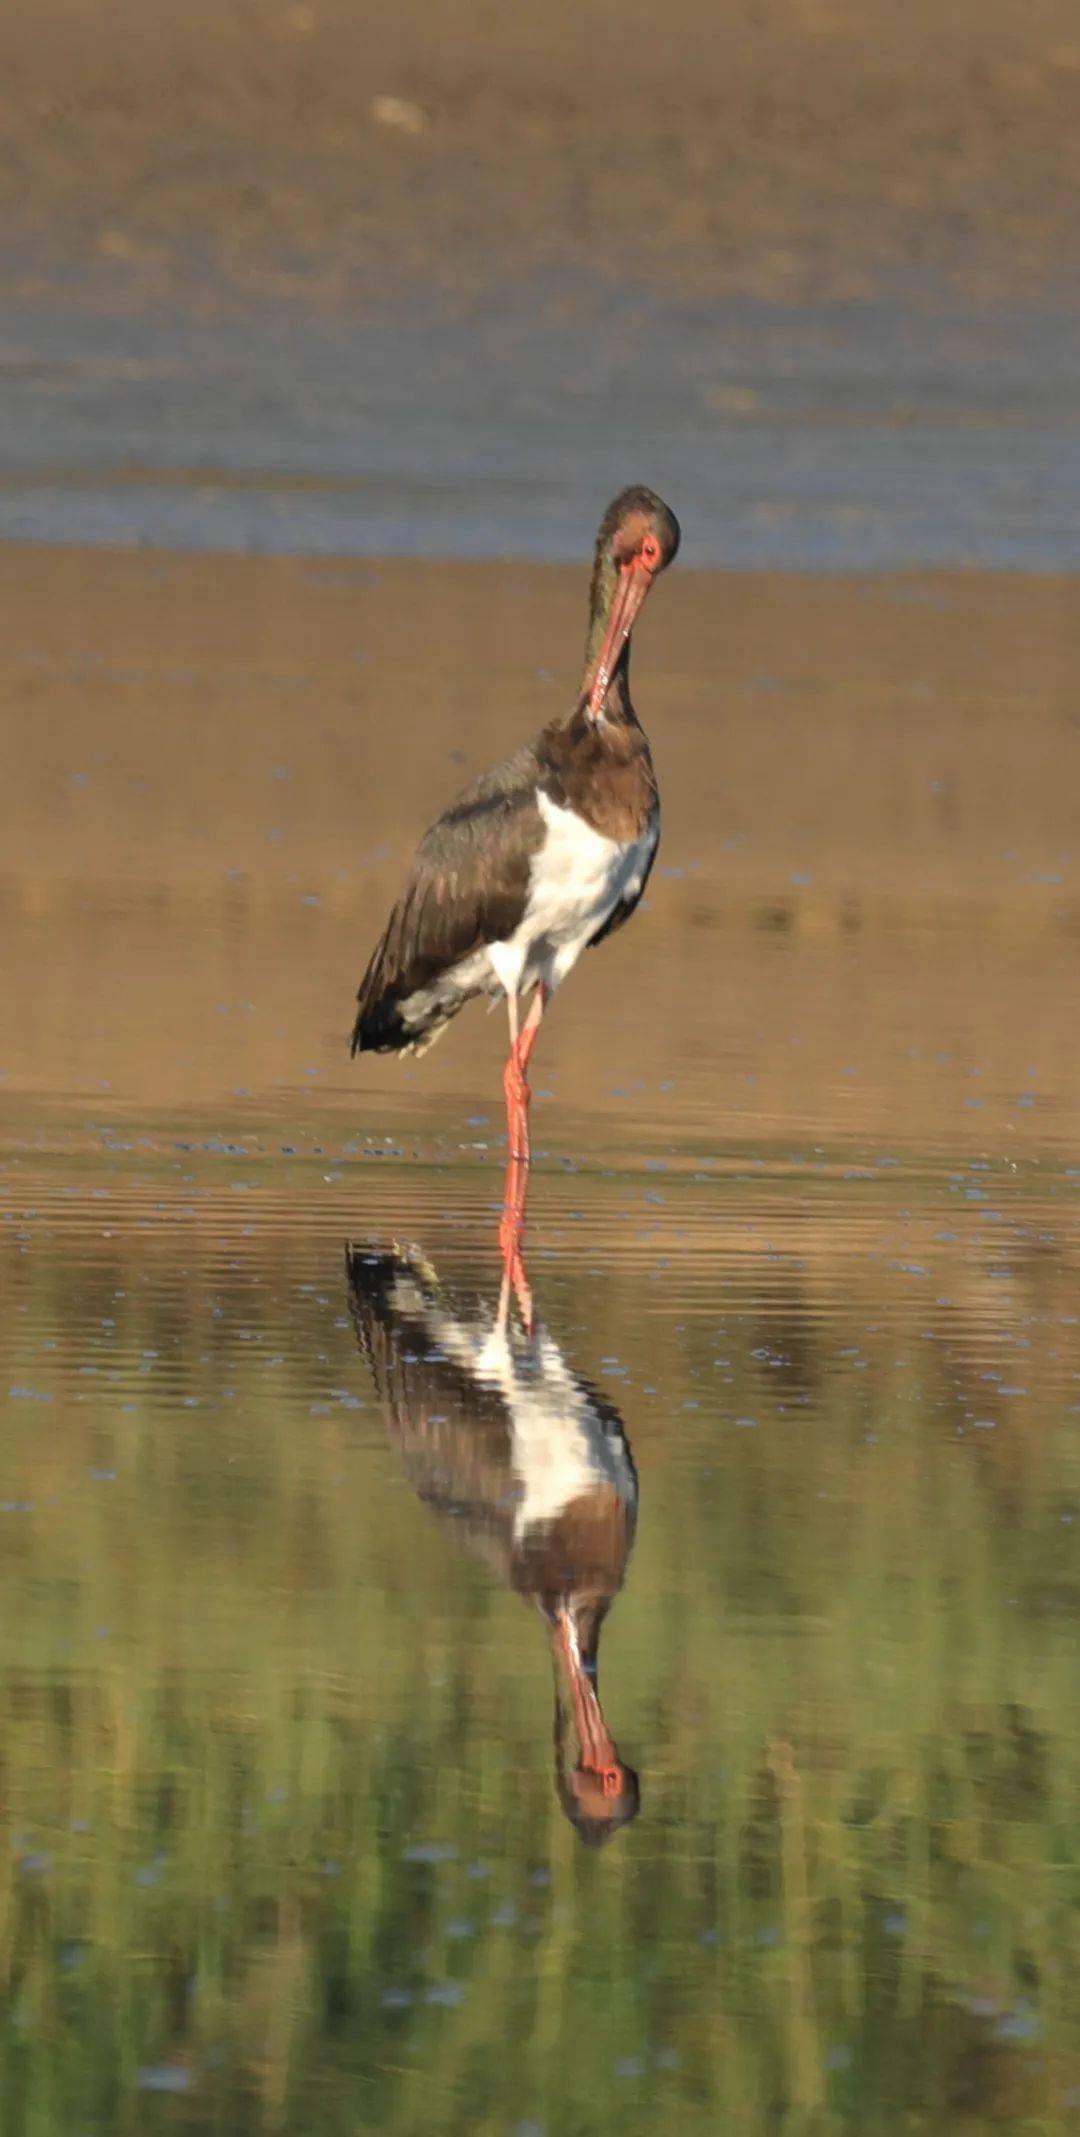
left=2, top=0, right=1080, bottom=566
left=7, top=0, right=1080, bottom=308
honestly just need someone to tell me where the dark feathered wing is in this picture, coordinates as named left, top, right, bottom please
left=352, top=749, right=544, bottom=1055
left=586, top=818, right=659, bottom=951
left=345, top=1246, right=634, bottom=1582
left=346, top=1246, right=519, bottom=1574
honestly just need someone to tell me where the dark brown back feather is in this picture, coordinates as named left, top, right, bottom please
left=539, top=696, right=658, bottom=844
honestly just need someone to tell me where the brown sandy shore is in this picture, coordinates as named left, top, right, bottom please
left=4, top=0, right=1080, bottom=307
left=4, top=543, right=1080, bottom=1155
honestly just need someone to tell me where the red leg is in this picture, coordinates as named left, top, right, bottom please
left=516, top=983, right=548, bottom=1077
left=498, top=987, right=548, bottom=1301
left=496, top=1179, right=535, bottom=1334
left=503, top=1049, right=531, bottom=1166
left=498, top=1142, right=532, bottom=1286
left=501, top=984, right=548, bottom=1162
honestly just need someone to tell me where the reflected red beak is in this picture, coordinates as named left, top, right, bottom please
left=586, top=560, right=655, bottom=720
left=556, top=1610, right=620, bottom=1778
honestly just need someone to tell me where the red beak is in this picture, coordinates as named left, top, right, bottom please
left=586, top=560, right=655, bottom=721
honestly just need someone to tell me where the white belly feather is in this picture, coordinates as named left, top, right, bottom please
left=488, top=789, right=655, bottom=1000
left=397, top=787, right=655, bottom=1040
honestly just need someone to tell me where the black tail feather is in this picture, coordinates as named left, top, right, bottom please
left=350, top=898, right=468, bottom=1057
left=350, top=988, right=412, bottom=1056
left=351, top=914, right=412, bottom=1054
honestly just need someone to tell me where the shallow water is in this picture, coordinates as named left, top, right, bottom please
left=2, top=286, right=1080, bottom=566
left=3, top=551, right=1080, bottom=2131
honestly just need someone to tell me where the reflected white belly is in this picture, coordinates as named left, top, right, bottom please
left=506, top=1330, right=637, bottom=1537
left=384, top=1275, right=637, bottom=1538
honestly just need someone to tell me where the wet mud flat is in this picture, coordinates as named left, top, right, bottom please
left=5, top=0, right=1080, bottom=306
left=3, top=544, right=1080, bottom=2130
left=4, top=544, right=1080, bottom=1148
left=4, top=0, right=1080, bottom=586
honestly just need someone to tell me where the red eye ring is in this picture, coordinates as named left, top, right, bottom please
left=641, top=534, right=661, bottom=569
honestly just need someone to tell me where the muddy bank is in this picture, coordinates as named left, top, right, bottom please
left=4, top=0, right=1080, bottom=307
left=4, top=544, right=1080, bottom=1151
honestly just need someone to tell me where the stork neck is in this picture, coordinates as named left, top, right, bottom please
left=580, top=556, right=633, bottom=723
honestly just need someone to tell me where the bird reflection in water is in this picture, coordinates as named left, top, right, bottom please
left=346, top=1240, right=640, bottom=1843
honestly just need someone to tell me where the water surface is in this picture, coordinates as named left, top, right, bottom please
left=2, top=287, right=1080, bottom=566
left=2, top=551, right=1080, bottom=2130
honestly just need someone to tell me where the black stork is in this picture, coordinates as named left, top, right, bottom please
left=346, top=1242, right=640, bottom=1844
left=350, top=485, right=680, bottom=1269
